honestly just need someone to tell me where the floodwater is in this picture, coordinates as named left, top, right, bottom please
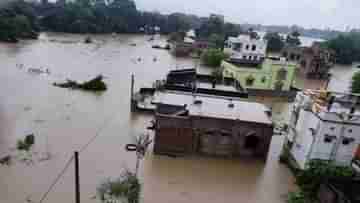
left=0, top=33, right=355, bottom=203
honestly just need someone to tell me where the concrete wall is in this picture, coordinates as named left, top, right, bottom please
left=154, top=113, right=273, bottom=158
left=222, top=60, right=297, bottom=91
left=291, top=110, right=320, bottom=169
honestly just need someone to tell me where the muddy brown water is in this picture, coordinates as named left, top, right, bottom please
left=0, top=33, right=355, bottom=203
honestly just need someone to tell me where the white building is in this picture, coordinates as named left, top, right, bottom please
left=285, top=90, right=360, bottom=169
left=224, top=34, right=267, bottom=63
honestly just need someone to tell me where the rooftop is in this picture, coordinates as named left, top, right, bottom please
left=153, top=92, right=272, bottom=125
left=228, top=34, right=266, bottom=43
left=296, top=90, right=360, bottom=123
left=223, top=58, right=298, bottom=72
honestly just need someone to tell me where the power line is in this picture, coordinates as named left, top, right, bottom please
left=37, top=111, right=119, bottom=203
left=78, top=113, right=118, bottom=153
left=39, top=155, right=74, bottom=203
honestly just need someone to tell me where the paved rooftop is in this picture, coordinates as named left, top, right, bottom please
left=153, top=92, right=272, bottom=125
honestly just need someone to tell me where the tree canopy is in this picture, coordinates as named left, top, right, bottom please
left=286, top=31, right=301, bottom=46
left=351, top=71, right=360, bottom=94
left=201, top=49, right=229, bottom=67
left=0, top=1, right=39, bottom=42
left=264, top=32, right=285, bottom=52
left=322, top=32, right=360, bottom=65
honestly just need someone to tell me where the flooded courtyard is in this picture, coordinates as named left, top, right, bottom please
left=0, top=33, right=356, bottom=203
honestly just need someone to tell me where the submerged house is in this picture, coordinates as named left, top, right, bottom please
left=282, top=43, right=335, bottom=79
left=284, top=90, right=360, bottom=169
left=221, top=57, right=297, bottom=95
left=224, top=34, right=267, bottom=64
left=152, top=92, right=274, bottom=158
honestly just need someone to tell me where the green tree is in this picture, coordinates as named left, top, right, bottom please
left=351, top=71, right=360, bottom=93
left=196, top=15, right=224, bottom=38
left=323, top=33, right=360, bottom=65
left=264, top=32, right=285, bottom=52
left=201, top=49, right=229, bottom=67
left=286, top=31, right=301, bottom=46
left=209, top=33, right=225, bottom=49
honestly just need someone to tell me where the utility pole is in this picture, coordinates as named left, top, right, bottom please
left=74, top=151, right=80, bottom=203
left=130, top=74, right=135, bottom=112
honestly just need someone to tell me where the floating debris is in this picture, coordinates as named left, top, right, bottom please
left=38, top=152, right=52, bottom=162
left=34, top=119, right=46, bottom=124
left=0, top=155, right=11, bottom=166
left=17, top=134, right=35, bottom=151
left=27, top=68, right=50, bottom=75
left=84, top=36, right=93, bottom=44
left=53, top=75, right=107, bottom=92
left=152, top=44, right=170, bottom=50
left=24, top=106, right=32, bottom=112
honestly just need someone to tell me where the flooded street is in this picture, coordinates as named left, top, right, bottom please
left=0, top=33, right=355, bottom=203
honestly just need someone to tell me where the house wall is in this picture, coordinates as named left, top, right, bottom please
left=154, top=114, right=273, bottom=158
left=224, top=36, right=267, bottom=61
left=154, top=115, right=194, bottom=155
left=290, top=110, right=360, bottom=168
left=222, top=60, right=296, bottom=91
left=290, top=109, right=320, bottom=169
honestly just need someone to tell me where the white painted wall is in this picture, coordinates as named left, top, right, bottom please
left=224, top=35, right=267, bottom=61
left=291, top=110, right=319, bottom=169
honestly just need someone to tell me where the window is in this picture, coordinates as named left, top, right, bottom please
left=277, top=68, right=287, bottom=80
left=348, top=129, right=353, bottom=133
left=342, top=137, right=355, bottom=145
left=245, top=44, right=249, bottom=50
left=290, top=53, right=295, bottom=60
left=254, top=56, right=258, bottom=60
left=324, top=134, right=336, bottom=143
left=244, top=132, right=259, bottom=149
left=246, top=75, right=255, bottom=86
left=233, top=43, right=242, bottom=51
left=261, top=76, right=266, bottom=83
left=252, top=45, right=256, bottom=51
left=243, top=55, right=247, bottom=59
left=249, top=56, right=252, bottom=60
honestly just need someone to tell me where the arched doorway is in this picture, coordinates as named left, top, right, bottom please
left=244, top=131, right=259, bottom=150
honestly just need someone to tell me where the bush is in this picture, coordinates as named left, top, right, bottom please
left=295, top=160, right=354, bottom=201
left=287, top=191, right=307, bottom=203
left=17, top=134, right=35, bottom=151
left=97, top=170, right=141, bottom=203
left=201, top=49, right=229, bottom=67
left=351, top=71, right=360, bottom=94
left=54, top=75, right=107, bottom=91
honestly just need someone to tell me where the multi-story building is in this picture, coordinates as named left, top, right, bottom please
left=281, top=43, right=335, bottom=79
left=152, top=92, right=273, bottom=159
left=224, top=34, right=267, bottom=64
left=222, top=57, right=297, bottom=92
left=285, top=90, right=360, bottom=169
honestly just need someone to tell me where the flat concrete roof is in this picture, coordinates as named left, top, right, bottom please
left=197, top=82, right=238, bottom=92
left=153, top=92, right=272, bottom=125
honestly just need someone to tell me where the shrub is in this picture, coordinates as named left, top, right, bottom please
left=295, top=160, right=354, bottom=201
left=97, top=170, right=141, bottom=203
left=201, top=49, right=229, bottom=67
left=351, top=71, right=360, bottom=94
